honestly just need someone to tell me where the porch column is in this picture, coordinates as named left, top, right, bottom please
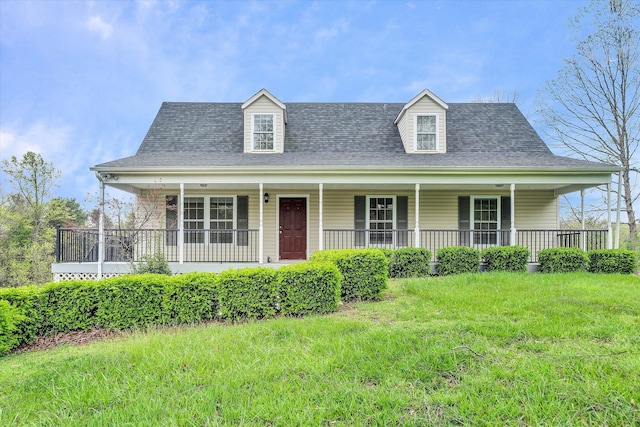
left=97, top=177, right=105, bottom=280
left=318, top=183, right=324, bottom=251
left=510, top=184, right=516, bottom=246
left=607, top=183, right=613, bottom=249
left=615, top=172, right=622, bottom=249
left=259, top=183, right=264, bottom=264
left=179, top=183, right=184, bottom=264
left=580, top=189, right=586, bottom=251
left=414, top=184, right=420, bottom=247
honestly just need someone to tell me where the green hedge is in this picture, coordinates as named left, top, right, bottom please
left=537, top=248, right=588, bottom=273
left=311, top=249, right=388, bottom=301
left=164, top=273, right=218, bottom=324
left=436, top=246, right=481, bottom=275
left=0, top=285, right=46, bottom=345
left=94, top=275, right=171, bottom=329
left=217, top=268, right=279, bottom=320
left=483, top=246, right=530, bottom=272
left=277, top=263, right=341, bottom=316
left=0, top=300, right=25, bottom=355
left=588, top=250, right=638, bottom=274
left=387, top=247, right=432, bottom=278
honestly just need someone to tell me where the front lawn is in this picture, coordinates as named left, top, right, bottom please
left=1, top=272, right=638, bottom=426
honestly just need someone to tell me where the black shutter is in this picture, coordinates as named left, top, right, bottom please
left=237, top=196, right=249, bottom=246
left=354, top=196, right=366, bottom=247
left=166, top=195, right=178, bottom=246
left=458, top=196, right=470, bottom=246
left=397, top=196, right=409, bottom=247
left=501, top=196, right=511, bottom=246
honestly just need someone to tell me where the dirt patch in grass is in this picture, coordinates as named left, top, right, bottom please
left=13, top=329, right=124, bottom=354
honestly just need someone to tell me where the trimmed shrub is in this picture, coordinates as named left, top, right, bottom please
left=164, top=273, right=218, bottom=324
left=436, top=246, right=481, bottom=275
left=483, top=246, right=530, bottom=272
left=588, top=249, right=638, bottom=274
left=537, top=248, right=588, bottom=273
left=387, top=247, right=432, bottom=278
left=0, top=300, right=25, bottom=355
left=311, top=249, right=388, bottom=301
left=277, top=262, right=341, bottom=316
left=134, top=252, right=172, bottom=275
left=41, top=280, right=99, bottom=333
left=0, top=285, right=46, bottom=345
left=94, top=274, right=171, bottom=329
left=217, top=268, right=278, bottom=320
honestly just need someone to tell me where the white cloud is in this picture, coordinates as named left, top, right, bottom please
left=87, top=15, right=113, bottom=40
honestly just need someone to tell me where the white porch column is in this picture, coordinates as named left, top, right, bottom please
left=414, top=184, right=420, bottom=247
left=97, top=177, right=105, bottom=280
left=318, top=183, right=324, bottom=251
left=179, top=183, right=184, bottom=264
left=580, top=189, right=586, bottom=251
left=607, top=183, right=613, bottom=249
left=259, top=183, right=264, bottom=264
left=510, top=184, right=516, bottom=246
left=615, top=172, right=622, bottom=249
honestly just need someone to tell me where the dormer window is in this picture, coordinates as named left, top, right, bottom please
left=252, top=114, right=275, bottom=151
left=415, top=114, right=438, bottom=151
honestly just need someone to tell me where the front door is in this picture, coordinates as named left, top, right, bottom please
left=279, top=198, right=307, bottom=260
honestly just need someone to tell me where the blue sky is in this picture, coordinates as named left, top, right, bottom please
left=1, top=0, right=587, bottom=204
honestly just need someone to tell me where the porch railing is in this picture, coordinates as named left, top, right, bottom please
left=56, top=228, right=259, bottom=263
left=323, top=228, right=609, bottom=263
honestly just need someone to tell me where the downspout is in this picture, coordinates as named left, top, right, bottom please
left=94, top=172, right=105, bottom=280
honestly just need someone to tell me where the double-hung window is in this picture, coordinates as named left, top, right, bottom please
left=183, top=196, right=236, bottom=244
left=253, top=114, right=275, bottom=151
left=471, top=196, right=500, bottom=246
left=368, top=196, right=395, bottom=245
left=209, top=197, right=234, bottom=244
left=415, top=114, right=437, bottom=151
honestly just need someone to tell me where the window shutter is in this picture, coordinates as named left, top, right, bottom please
left=166, top=195, right=178, bottom=246
left=458, top=196, right=470, bottom=246
left=501, top=196, right=511, bottom=246
left=397, top=196, right=409, bottom=247
left=237, top=196, right=249, bottom=246
left=354, top=196, right=366, bottom=246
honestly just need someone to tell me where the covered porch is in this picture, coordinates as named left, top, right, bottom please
left=52, top=168, right=621, bottom=281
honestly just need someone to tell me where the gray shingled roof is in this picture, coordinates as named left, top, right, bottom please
left=95, top=102, right=615, bottom=170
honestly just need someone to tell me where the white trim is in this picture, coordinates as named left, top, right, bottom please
left=319, top=184, right=324, bottom=251
left=276, top=194, right=310, bottom=262
left=415, top=184, right=420, bottom=247
left=366, top=195, right=397, bottom=246
left=470, top=195, right=502, bottom=246
left=179, top=183, right=184, bottom=264
left=181, top=195, right=238, bottom=245
left=413, top=113, right=439, bottom=152
left=250, top=113, right=277, bottom=152
left=259, top=183, right=264, bottom=263
left=242, top=88, right=287, bottom=114
left=394, top=88, right=448, bottom=124
left=510, top=184, right=516, bottom=246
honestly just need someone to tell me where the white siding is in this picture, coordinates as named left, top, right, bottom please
left=243, top=96, right=285, bottom=153
left=396, top=97, right=447, bottom=154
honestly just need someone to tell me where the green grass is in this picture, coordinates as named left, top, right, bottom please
left=1, top=272, right=639, bottom=426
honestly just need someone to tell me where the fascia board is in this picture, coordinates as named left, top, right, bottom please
left=394, top=88, right=449, bottom=124
left=241, top=88, right=287, bottom=111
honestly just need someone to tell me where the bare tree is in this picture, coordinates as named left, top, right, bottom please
left=537, top=0, right=640, bottom=244
left=471, top=90, right=521, bottom=104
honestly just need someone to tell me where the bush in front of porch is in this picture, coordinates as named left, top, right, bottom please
left=384, top=247, right=432, bottom=278
left=310, top=249, right=388, bottom=301
left=436, top=246, right=481, bottom=276
left=482, top=246, right=530, bottom=273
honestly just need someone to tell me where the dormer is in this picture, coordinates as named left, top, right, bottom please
left=242, top=89, right=287, bottom=154
left=394, top=89, right=448, bottom=154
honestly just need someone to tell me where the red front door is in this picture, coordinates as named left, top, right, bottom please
left=279, top=198, right=307, bottom=260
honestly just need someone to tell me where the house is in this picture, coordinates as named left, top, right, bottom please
left=53, top=88, right=620, bottom=281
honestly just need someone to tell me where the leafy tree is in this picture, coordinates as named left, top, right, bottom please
left=537, top=0, right=640, bottom=244
left=1, top=152, right=61, bottom=244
